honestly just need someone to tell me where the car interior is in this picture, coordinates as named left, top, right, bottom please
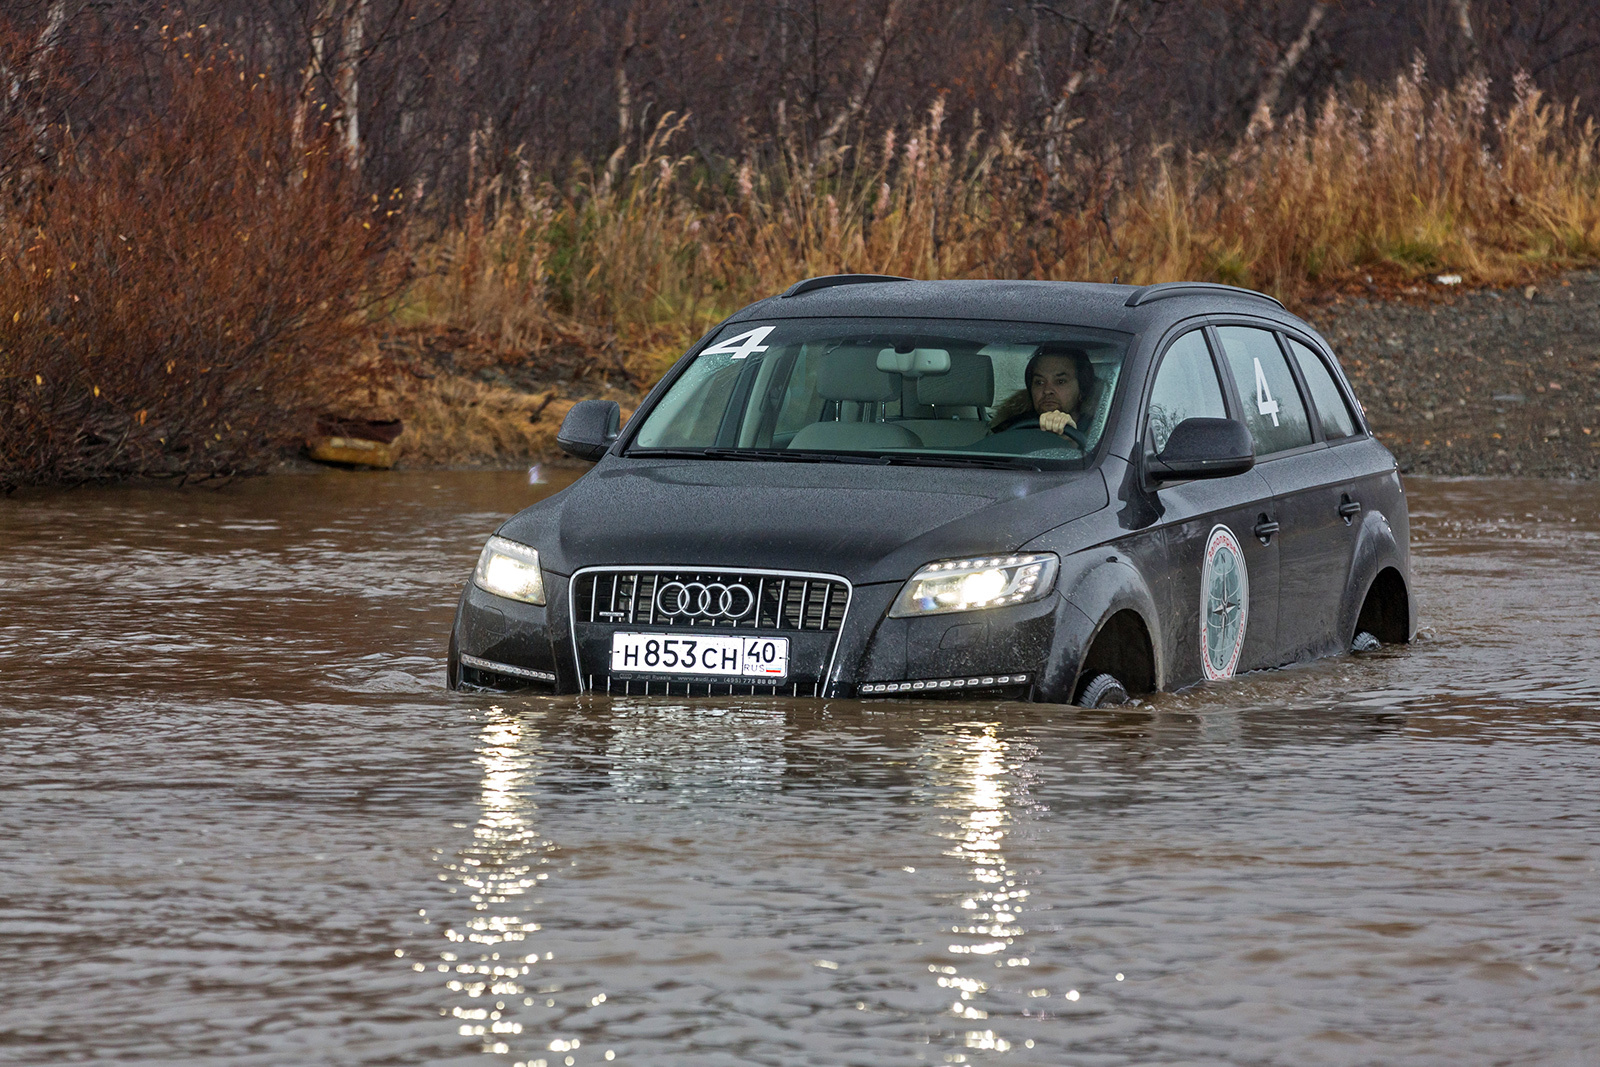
left=633, top=329, right=1126, bottom=460
left=776, top=342, right=1121, bottom=456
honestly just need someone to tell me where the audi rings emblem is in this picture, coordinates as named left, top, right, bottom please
left=656, top=581, right=755, bottom=620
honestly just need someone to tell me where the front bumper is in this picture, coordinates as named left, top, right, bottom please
left=449, top=574, right=1097, bottom=703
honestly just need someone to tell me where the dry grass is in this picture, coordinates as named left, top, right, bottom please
left=1135, top=65, right=1600, bottom=295
left=408, top=66, right=1600, bottom=391
left=386, top=376, right=566, bottom=467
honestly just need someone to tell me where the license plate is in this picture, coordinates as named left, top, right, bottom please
left=609, top=632, right=789, bottom=679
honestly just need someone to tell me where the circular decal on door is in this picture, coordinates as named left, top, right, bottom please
left=1200, top=524, right=1249, bottom=680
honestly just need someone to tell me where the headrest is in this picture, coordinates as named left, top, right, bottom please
left=818, top=348, right=899, bottom=402
left=917, top=351, right=994, bottom=407
left=875, top=347, right=951, bottom=377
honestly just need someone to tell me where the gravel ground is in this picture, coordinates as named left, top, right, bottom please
left=1307, top=270, right=1600, bottom=478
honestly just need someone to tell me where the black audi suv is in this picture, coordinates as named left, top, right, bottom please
left=448, top=276, right=1413, bottom=706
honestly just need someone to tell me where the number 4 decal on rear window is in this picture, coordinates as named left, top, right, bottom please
left=702, top=325, right=776, bottom=360
left=1252, top=357, right=1281, bottom=427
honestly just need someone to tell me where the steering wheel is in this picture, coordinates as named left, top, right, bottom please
left=1009, top=416, right=1087, bottom=448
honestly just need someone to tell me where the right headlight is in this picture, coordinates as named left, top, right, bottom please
left=472, top=535, right=546, bottom=605
left=888, top=553, right=1059, bottom=618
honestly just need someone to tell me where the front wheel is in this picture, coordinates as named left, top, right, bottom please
left=1077, top=672, right=1129, bottom=708
left=446, top=629, right=463, bottom=691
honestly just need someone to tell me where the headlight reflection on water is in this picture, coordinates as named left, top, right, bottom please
left=434, top=707, right=590, bottom=1063
left=934, top=724, right=1034, bottom=1054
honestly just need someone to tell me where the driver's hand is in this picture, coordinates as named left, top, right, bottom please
left=1040, top=410, right=1078, bottom=435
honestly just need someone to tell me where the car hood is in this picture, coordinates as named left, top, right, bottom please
left=499, top=458, right=1109, bottom=585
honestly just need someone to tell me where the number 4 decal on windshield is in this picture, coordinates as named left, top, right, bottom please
left=1252, top=357, right=1281, bottom=427
left=702, top=325, right=776, bottom=360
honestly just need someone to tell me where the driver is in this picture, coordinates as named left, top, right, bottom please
left=990, top=345, right=1096, bottom=438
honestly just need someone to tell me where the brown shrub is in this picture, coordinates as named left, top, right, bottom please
left=0, top=40, right=397, bottom=489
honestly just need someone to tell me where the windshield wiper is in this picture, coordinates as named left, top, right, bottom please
left=626, top=447, right=890, bottom=465
left=879, top=453, right=1045, bottom=471
left=627, top=446, right=1050, bottom=469
left=706, top=447, right=892, bottom=464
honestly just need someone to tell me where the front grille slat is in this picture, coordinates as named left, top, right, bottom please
left=574, top=569, right=848, bottom=634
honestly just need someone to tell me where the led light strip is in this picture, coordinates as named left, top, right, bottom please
left=459, top=654, right=557, bottom=684
left=859, top=673, right=1030, bottom=695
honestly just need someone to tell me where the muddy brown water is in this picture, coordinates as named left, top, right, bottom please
left=2, top=472, right=1597, bottom=1066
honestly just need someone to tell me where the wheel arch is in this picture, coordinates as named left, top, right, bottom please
left=1354, top=566, right=1412, bottom=645
left=1339, top=509, right=1416, bottom=645
left=1075, top=608, right=1158, bottom=701
left=1040, top=555, right=1165, bottom=701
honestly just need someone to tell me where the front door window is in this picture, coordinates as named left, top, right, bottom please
left=1145, top=329, right=1228, bottom=455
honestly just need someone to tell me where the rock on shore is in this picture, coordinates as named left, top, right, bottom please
left=1308, top=271, right=1600, bottom=479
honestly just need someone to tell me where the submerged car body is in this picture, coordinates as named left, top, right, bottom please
left=448, top=277, right=1414, bottom=704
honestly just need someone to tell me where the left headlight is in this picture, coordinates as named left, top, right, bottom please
left=473, top=535, right=546, bottom=605
left=889, top=553, right=1059, bottom=618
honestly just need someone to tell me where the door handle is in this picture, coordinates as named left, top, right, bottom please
left=1338, top=495, right=1362, bottom=523
left=1253, top=516, right=1279, bottom=544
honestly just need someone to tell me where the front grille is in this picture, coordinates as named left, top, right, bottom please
left=572, top=569, right=848, bottom=632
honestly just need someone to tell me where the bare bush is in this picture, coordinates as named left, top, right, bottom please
left=0, top=37, right=396, bottom=489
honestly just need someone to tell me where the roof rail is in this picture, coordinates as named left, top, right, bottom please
left=781, top=273, right=911, bottom=298
left=1123, top=282, right=1284, bottom=309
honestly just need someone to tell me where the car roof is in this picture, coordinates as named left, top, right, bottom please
left=726, top=278, right=1298, bottom=335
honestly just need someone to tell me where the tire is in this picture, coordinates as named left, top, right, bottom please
left=446, top=630, right=463, bottom=690
left=1077, top=672, right=1129, bottom=708
left=1351, top=630, right=1381, bottom=653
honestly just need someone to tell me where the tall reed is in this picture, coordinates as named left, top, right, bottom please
left=415, top=65, right=1600, bottom=384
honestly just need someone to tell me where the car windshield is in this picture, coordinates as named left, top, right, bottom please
left=628, top=318, right=1131, bottom=469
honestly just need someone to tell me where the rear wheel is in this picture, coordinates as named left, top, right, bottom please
left=1077, top=672, right=1129, bottom=708
left=1351, top=630, right=1381, bottom=653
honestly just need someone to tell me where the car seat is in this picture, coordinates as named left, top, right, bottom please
left=788, top=348, right=923, bottom=450
left=898, top=351, right=995, bottom=448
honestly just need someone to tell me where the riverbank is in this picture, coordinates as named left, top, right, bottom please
left=367, top=270, right=1600, bottom=477
left=1307, top=269, right=1600, bottom=478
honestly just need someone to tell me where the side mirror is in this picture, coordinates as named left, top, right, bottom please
left=556, top=399, right=621, bottom=462
left=1148, top=417, right=1255, bottom=481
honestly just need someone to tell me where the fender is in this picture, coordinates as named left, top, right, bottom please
left=1337, top=506, right=1415, bottom=644
left=1037, top=554, right=1165, bottom=702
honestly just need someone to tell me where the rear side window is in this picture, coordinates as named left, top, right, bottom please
left=1216, top=326, right=1313, bottom=455
left=1287, top=337, right=1357, bottom=439
left=1146, top=330, right=1228, bottom=454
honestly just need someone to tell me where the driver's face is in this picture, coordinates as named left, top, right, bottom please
left=1030, top=355, right=1081, bottom=414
